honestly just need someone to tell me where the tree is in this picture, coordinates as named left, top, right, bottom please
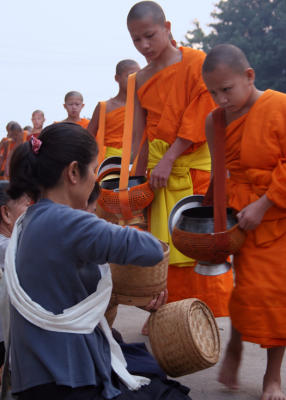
left=183, top=0, right=286, bottom=92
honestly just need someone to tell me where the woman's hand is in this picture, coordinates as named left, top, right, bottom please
left=142, top=289, right=168, bottom=312
left=237, top=194, right=273, bottom=231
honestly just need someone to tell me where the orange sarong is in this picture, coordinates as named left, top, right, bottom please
left=226, top=90, right=286, bottom=346
left=138, top=47, right=233, bottom=317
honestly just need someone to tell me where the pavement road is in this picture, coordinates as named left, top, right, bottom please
left=113, top=304, right=286, bottom=400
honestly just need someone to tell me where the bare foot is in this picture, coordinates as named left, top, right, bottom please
left=141, top=317, right=149, bottom=336
left=218, top=329, right=242, bottom=390
left=262, top=376, right=286, bottom=400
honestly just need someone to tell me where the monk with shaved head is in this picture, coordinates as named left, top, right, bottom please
left=62, top=91, right=89, bottom=129
left=0, top=122, right=24, bottom=179
left=88, top=59, right=140, bottom=159
left=203, top=43, right=286, bottom=400
left=127, top=1, right=233, bottom=331
left=27, top=110, right=45, bottom=140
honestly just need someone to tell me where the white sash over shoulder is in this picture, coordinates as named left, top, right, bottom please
left=4, top=214, right=150, bottom=391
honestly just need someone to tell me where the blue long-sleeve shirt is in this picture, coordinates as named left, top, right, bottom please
left=10, top=199, right=163, bottom=398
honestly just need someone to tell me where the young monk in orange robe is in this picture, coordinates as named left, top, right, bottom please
left=27, top=109, right=45, bottom=140
left=0, top=122, right=24, bottom=179
left=61, top=91, right=89, bottom=129
left=88, top=59, right=140, bottom=160
left=127, top=1, right=233, bottom=318
left=203, top=43, right=286, bottom=400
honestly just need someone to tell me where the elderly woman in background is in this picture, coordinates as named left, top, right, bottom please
left=0, top=181, right=30, bottom=382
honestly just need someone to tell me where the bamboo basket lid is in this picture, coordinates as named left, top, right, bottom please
left=148, top=298, right=220, bottom=377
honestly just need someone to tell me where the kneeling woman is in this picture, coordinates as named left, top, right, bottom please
left=5, top=123, right=191, bottom=400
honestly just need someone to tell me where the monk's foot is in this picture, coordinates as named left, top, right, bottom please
left=261, top=375, right=286, bottom=400
left=218, top=341, right=242, bottom=390
left=141, top=317, right=150, bottom=336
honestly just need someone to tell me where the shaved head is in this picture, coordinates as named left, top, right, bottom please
left=203, top=44, right=250, bottom=75
left=6, top=121, right=22, bottom=133
left=127, top=1, right=166, bottom=26
left=64, top=91, right=83, bottom=103
left=32, top=109, right=44, bottom=117
left=116, top=59, right=140, bottom=75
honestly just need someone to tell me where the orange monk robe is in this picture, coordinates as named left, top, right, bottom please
left=22, top=130, right=28, bottom=142
left=55, top=118, right=90, bottom=129
left=138, top=46, right=233, bottom=316
left=224, top=90, right=286, bottom=347
left=0, top=139, right=16, bottom=179
left=27, top=131, right=41, bottom=140
left=75, top=118, right=90, bottom=129
left=104, top=107, right=124, bottom=151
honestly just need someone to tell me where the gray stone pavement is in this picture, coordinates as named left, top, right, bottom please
left=113, top=305, right=286, bottom=400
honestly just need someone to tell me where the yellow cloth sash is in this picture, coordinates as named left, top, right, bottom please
left=105, top=146, right=123, bottom=159
left=147, top=139, right=211, bottom=267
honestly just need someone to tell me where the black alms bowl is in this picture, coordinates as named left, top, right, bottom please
left=176, top=206, right=238, bottom=234
left=100, top=176, right=147, bottom=190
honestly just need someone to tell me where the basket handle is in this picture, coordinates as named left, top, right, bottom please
left=96, top=101, right=107, bottom=175
left=118, top=72, right=137, bottom=220
left=212, top=108, right=227, bottom=233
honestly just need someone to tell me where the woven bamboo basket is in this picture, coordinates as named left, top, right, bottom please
left=148, top=298, right=220, bottom=377
left=110, top=241, right=169, bottom=307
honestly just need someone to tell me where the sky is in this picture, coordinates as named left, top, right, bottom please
left=0, top=0, right=216, bottom=138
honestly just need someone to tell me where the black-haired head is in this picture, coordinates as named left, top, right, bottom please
left=8, top=123, right=98, bottom=202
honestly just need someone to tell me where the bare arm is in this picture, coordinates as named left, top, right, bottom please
left=149, top=137, right=193, bottom=189
left=87, top=103, right=100, bottom=137
left=237, top=194, right=273, bottom=231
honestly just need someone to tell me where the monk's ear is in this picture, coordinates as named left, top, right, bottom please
left=165, top=21, right=171, bottom=32
left=81, top=103, right=85, bottom=110
left=63, top=103, right=67, bottom=111
left=66, top=161, right=80, bottom=184
left=115, top=74, right=120, bottom=84
left=245, top=68, right=255, bottom=83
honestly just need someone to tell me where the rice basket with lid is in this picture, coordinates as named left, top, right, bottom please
left=148, top=298, right=220, bottom=377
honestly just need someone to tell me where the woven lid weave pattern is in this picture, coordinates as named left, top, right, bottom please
left=148, top=298, right=220, bottom=377
left=110, top=241, right=169, bottom=307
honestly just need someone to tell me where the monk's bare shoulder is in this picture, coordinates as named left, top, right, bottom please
left=136, top=48, right=182, bottom=89
left=136, top=64, right=156, bottom=89
left=106, top=98, right=124, bottom=113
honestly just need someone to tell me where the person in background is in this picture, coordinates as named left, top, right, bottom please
left=27, top=110, right=46, bottom=139
left=88, top=59, right=140, bottom=159
left=0, top=122, right=24, bottom=180
left=0, top=181, right=30, bottom=383
left=61, top=91, right=90, bottom=129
